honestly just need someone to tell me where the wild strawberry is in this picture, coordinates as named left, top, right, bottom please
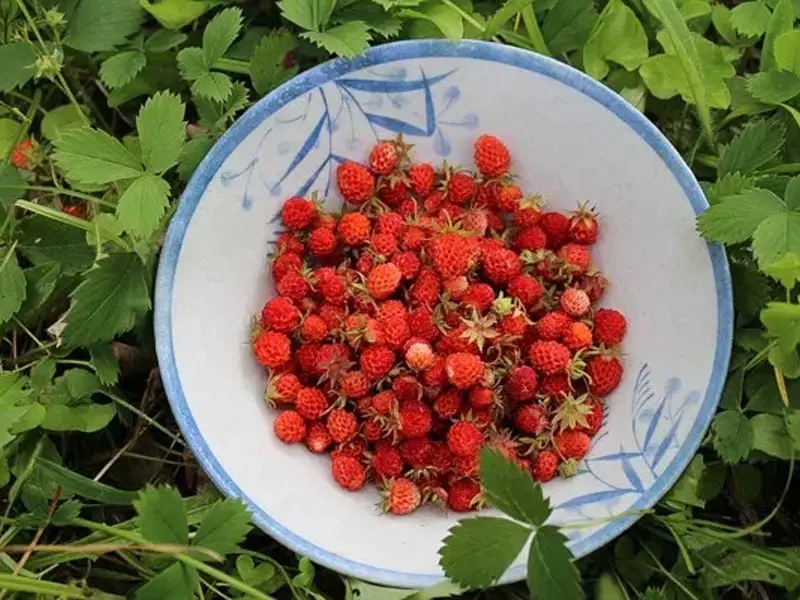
left=308, top=227, right=338, bottom=257
left=529, top=340, right=571, bottom=375
left=369, top=141, right=400, bottom=175
left=261, top=296, right=300, bottom=333
left=447, top=420, right=484, bottom=457
left=540, top=212, right=570, bottom=248
left=392, top=376, right=421, bottom=403
left=327, top=409, right=358, bottom=443
left=578, top=271, right=609, bottom=302
left=580, top=398, right=604, bottom=436
left=563, top=321, right=593, bottom=351
left=407, top=162, right=435, bottom=197
left=337, top=161, right=375, bottom=205
left=540, top=374, right=571, bottom=400
left=295, top=387, right=329, bottom=420
left=375, top=211, right=405, bottom=237
left=378, top=300, right=407, bottom=320
left=554, top=430, right=591, bottom=459
left=475, top=180, right=503, bottom=208
left=401, top=226, right=426, bottom=251
left=507, top=365, right=538, bottom=401
left=379, top=180, right=409, bottom=207
left=318, top=303, right=346, bottom=329
left=424, top=190, right=445, bottom=213
left=392, top=251, right=421, bottom=281
left=512, top=226, right=546, bottom=253
left=536, top=311, right=571, bottom=340
left=461, top=209, right=488, bottom=236
left=462, top=282, right=495, bottom=312
left=356, top=252, right=374, bottom=274
left=372, top=390, right=398, bottom=415
left=381, top=477, right=421, bottom=515
left=430, top=233, right=476, bottom=279
left=514, top=198, right=543, bottom=227
left=410, top=268, right=442, bottom=306
left=276, top=270, right=308, bottom=302
left=397, top=399, right=432, bottom=439
left=496, top=184, right=522, bottom=213
left=253, top=332, right=291, bottom=369
left=315, top=213, right=337, bottom=229
left=434, top=388, right=463, bottom=419
left=372, top=441, right=404, bottom=478
left=447, top=478, right=481, bottom=511
left=446, top=171, right=475, bottom=204
left=10, top=139, right=34, bottom=170
left=370, top=233, right=397, bottom=256
left=380, top=315, right=409, bottom=350
left=585, top=354, right=623, bottom=396
left=445, top=353, right=484, bottom=389
left=499, top=313, right=528, bottom=338
left=364, top=263, right=400, bottom=300
left=399, top=438, right=432, bottom=469
left=570, top=205, right=598, bottom=244
left=272, top=252, right=302, bottom=283
left=558, top=243, right=591, bottom=275
left=305, top=421, right=332, bottom=453
left=560, top=288, right=590, bottom=317
left=296, top=343, right=320, bottom=374
left=300, top=315, right=328, bottom=342
left=275, top=232, right=305, bottom=255
left=593, top=308, right=627, bottom=347
left=405, top=341, right=435, bottom=371
left=274, top=410, right=306, bottom=443
left=531, top=451, right=560, bottom=482
left=332, top=454, right=366, bottom=491
left=360, top=345, right=395, bottom=380
left=453, top=452, right=480, bottom=478
left=515, top=406, right=546, bottom=438
left=469, top=386, right=495, bottom=410
left=482, top=247, right=521, bottom=285
left=474, top=134, right=511, bottom=178
left=62, top=203, right=87, bottom=218
left=338, top=212, right=371, bottom=246
left=281, top=197, right=317, bottom=230
left=266, top=372, right=301, bottom=406
left=507, top=274, right=543, bottom=308
left=442, top=275, right=468, bottom=300
left=363, top=418, right=383, bottom=441
left=406, top=307, right=440, bottom=342
left=341, top=371, right=369, bottom=399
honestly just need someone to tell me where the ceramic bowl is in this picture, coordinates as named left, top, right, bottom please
left=155, top=39, right=733, bottom=588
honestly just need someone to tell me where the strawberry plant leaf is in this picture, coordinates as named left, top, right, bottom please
left=249, top=30, right=298, bottom=97
left=100, top=51, right=147, bottom=90
left=17, top=218, right=94, bottom=275
left=583, top=0, right=648, bottom=80
left=179, top=135, right=215, bottom=180
left=482, top=0, right=533, bottom=40
left=116, top=174, right=171, bottom=238
left=747, top=70, right=800, bottom=104
left=136, top=91, right=186, bottom=175
left=40, top=404, right=116, bottom=433
left=752, top=211, right=800, bottom=267
left=61, top=253, right=152, bottom=347
left=479, top=448, right=550, bottom=527
left=751, top=414, right=793, bottom=458
left=203, top=8, right=243, bottom=66
left=0, top=43, right=37, bottom=93
left=731, top=262, right=771, bottom=318
left=696, top=189, right=785, bottom=244
left=278, top=0, right=337, bottom=30
left=140, top=0, right=217, bottom=30
left=64, top=0, right=145, bottom=53
left=762, top=252, right=800, bottom=289
left=761, top=0, right=794, bottom=71
left=787, top=410, right=800, bottom=447
left=717, top=119, right=786, bottom=176
left=134, top=485, right=189, bottom=545
left=303, top=22, right=373, bottom=56
left=192, top=71, right=234, bottom=101
left=333, top=4, right=403, bottom=38
left=542, top=0, right=597, bottom=55
left=775, top=30, right=800, bottom=76
left=192, top=498, right=251, bottom=559
left=145, top=30, right=188, bottom=52
left=705, top=173, right=757, bottom=204
left=439, top=516, right=530, bottom=589
left=53, top=128, right=143, bottom=184
left=177, top=47, right=209, bottom=81
left=711, top=410, right=753, bottom=463
left=527, top=526, right=583, bottom=600
left=89, top=345, right=120, bottom=386
left=40, top=105, right=88, bottom=142
left=0, top=248, right=26, bottom=327
left=641, top=589, right=668, bottom=600
left=401, top=3, right=465, bottom=40
left=35, top=458, right=137, bottom=504
left=135, top=562, right=198, bottom=600
left=730, top=2, right=771, bottom=38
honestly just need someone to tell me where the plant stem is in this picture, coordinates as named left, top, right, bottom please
left=214, top=57, right=251, bottom=75
left=521, top=4, right=550, bottom=56
left=0, top=184, right=116, bottom=208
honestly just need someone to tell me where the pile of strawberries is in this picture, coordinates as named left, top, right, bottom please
left=251, top=134, right=627, bottom=516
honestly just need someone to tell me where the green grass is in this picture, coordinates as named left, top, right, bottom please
left=2, top=0, right=800, bottom=598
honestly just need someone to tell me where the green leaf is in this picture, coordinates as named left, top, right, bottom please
left=731, top=262, right=771, bottom=318
left=30, top=360, right=55, bottom=392
left=0, top=43, right=37, bottom=92
left=178, top=135, right=214, bottom=180
left=192, top=498, right=251, bottom=559
left=482, top=0, right=533, bottom=39
left=62, top=253, right=152, bottom=347
left=0, top=248, right=26, bottom=326
left=479, top=448, right=550, bottom=526
left=17, top=217, right=94, bottom=275
left=36, top=458, right=137, bottom=504
left=278, top=0, right=336, bottom=30
left=0, top=164, right=25, bottom=214
left=697, top=462, right=727, bottom=501
left=203, top=7, right=243, bottom=65
left=192, top=71, right=234, bottom=101
left=89, top=345, right=119, bottom=386
left=752, top=211, right=800, bottom=267
left=136, top=562, right=198, bottom=600
left=527, top=526, right=583, bottom=600
left=177, top=47, right=209, bottom=81
left=788, top=410, right=800, bottom=447
left=135, top=485, right=189, bottom=544
left=751, top=413, right=793, bottom=458
left=583, top=0, right=649, bottom=80
left=53, top=128, right=143, bottom=184
left=762, top=0, right=794, bottom=70
left=40, top=404, right=116, bottom=432
left=136, top=91, right=186, bottom=175
left=100, top=51, right=147, bottom=91
left=763, top=251, right=800, bottom=288
left=141, top=0, right=218, bottom=30
left=64, top=0, right=144, bottom=52
left=302, top=22, right=373, bottom=56
left=542, top=0, right=597, bottom=55
left=761, top=301, right=800, bottom=354
left=696, top=189, right=785, bottom=243
left=146, top=29, right=188, bottom=52
left=711, top=410, right=753, bottom=462
left=718, top=119, right=786, bottom=176
left=664, top=454, right=705, bottom=507
left=775, top=29, right=800, bottom=76
left=711, top=5, right=740, bottom=46
left=439, top=517, right=530, bottom=589
left=703, top=548, right=800, bottom=590
left=400, top=4, right=464, bottom=40
left=747, top=70, right=800, bottom=104
left=0, top=374, right=40, bottom=449
left=0, top=119, right=22, bottom=158
left=41, top=105, right=87, bottom=142
left=249, top=30, right=298, bottom=96
left=730, top=2, right=772, bottom=37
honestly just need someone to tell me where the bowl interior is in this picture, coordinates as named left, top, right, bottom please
left=155, top=40, right=732, bottom=588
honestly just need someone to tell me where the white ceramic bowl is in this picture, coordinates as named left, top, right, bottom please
left=155, top=40, right=733, bottom=588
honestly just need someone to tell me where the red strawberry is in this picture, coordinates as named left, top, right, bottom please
left=397, top=399, right=432, bottom=439
left=401, top=226, right=426, bottom=251
left=536, top=311, right=571, bottom=341
left=469, top=386, right=495, bottom=410
left=593, top=308, right=627, bottom=347
left=507, top=274, right=543, bottom=308
left=558, top=243, right=591, bottom=275
left=341, top=371, right=369, bottom=399
left=10, top=139, right=33, bottom=170
left=410, top=268, right=442, bottom=306
left=496, top=184, right=522, bottom=213
left=281, top=197, right=317, bottom=230
left=371, top=232, right=398, bottom=256
left=529, top=340, right=571, bottom=375
left=305, top=421, right=332, bottom=453
left=338, top=212, right=371, bottom=246
left=409, top=162, right=435, bottom=197
left=560, top=288, right=590, bottom=317
left=300, top=315, right=328, bottom=343
left=447, top=478, right=481, bottom=511
left=271, top=252, right=301, bottom=283
left=400, top=437, right=433, bottom=468
left=482, top=247, right=522, bottom=285
left=447, top=420, right=484, bottom=457
left=266, top=372, right=301, bottom=405
left=318, top=303, right=346, bottom=329
left=332, top=454, right=367, bottom=491
left=296, top=343, right=320, bottom=374
left=430, top=233, right=477, bottom=280
left=406, top=307, right=440, bottom=341
left=507, top=365, right=538, bottom=401
left=554, top=430, right=591, bottom=459
left=513, top=226, right=548, bottom=252
left=392, top=376, right=421, bottom=403
left=369, top=141, right=399, bottom=175
left=372, top=441, right=404, bottom=478
left=563, top=321, right=593, bottom=351
left=261, top=296, right=300, bottom=333
left=366, top=263, right=402, bottom=300
left=295, top=387, right=329, bottom=420
left=327, top=409, right=358, bottom=443
left=360, top=345, right=395, bottom=380
left=62, top=203, right=87, bottom=219
left=274, top=410, right=306, bottom=443
left=382, top=315, right=411, bottom=350
left=378, top=300, right=407, bottom=320
left=462, top=282, right=495, bottom=312
left=376, top=212, right=406, bottom=238
left=382, top=477, right=421, bottom=515
left=372, top=390, right=398, bottom=415
left=474, top=134, right=511, bottom=178
left=392, top=251, right=421, bottom=281
left=514, top=403, right=547, bottom=435
left=276, top=270, right=308, bottom=302
left=434, top=388, right=463, bottom=419
left=380, top=180, right=410, bottom=207
left=445, top=353, right=484, bottom=389
left=253, top=332, right=291, bottom=369
left=539, top=212, right=570, bottom=248
left=446, top=171, right=475, bottom=204
left=585, top=354, right=623, bottom=396
left=580, top=398, right=604, bottom=436
left=531, top=451, right=560, bottom=482
left=337, top=161, right=375, bottom=204
left=308, top=227, right=338, bottom=257
left=570, top=205, right=598, bottom=244
left=405, top=341, right=435, bottom=371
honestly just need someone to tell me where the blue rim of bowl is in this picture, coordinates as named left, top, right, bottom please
left=155, top=39, right=733, bottom=589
